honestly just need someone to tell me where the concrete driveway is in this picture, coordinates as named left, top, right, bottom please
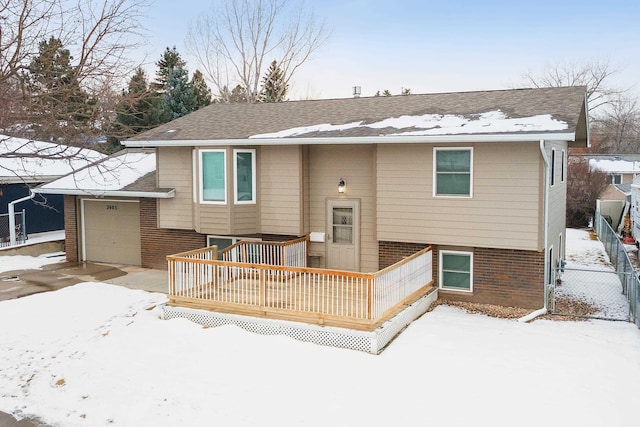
left=0, top=261, right=167, bottom=302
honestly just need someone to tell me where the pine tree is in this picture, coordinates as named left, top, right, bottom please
left=112, top=67, right=162, bottom=138
left=259, top=60, right=288, bottom=102
left=26, top=36, right=93, bottom=141
left=382, top=89, right=392, bottom=97
left=191, top=69, right=212, bottom=108
left=153, top=46, right=187, bottom=91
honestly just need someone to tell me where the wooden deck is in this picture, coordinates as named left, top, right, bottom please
left=168, top=243, right=434, bottom=331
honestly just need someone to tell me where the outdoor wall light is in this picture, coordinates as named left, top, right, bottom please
left=338, top=178, right=346, bottom=194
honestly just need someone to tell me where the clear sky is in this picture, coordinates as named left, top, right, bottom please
left=139, top=0, right=640, bottom=100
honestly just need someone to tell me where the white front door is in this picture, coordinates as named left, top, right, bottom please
left=326, top=199, right=360, bottom=271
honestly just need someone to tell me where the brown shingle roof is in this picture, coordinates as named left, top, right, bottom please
left=126, top=86, right=588, bottom=143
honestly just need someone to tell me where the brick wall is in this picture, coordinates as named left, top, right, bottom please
left=63, top=195, right=78, bottom=263
left=139, top=199, right=206, bottom=269
left=379, top=241, right=545, bottom=309
left=379, top=241, right=431, bottom=269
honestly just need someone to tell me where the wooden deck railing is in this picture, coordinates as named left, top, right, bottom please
left=220, top=236, right=308, bottom=267
left=167, top=243, right=433, bottom=330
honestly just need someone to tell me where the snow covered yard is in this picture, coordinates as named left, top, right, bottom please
left=0, top=229, right=639, bottom=426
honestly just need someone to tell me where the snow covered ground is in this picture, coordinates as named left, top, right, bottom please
left=0, top=229, right=639, bottom=426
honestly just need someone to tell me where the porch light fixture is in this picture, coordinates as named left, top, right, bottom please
left=338, top=178, right=346, bottom=194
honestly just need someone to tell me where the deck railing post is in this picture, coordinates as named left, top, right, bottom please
left=368, top=277, right=374, bottom=319
left=259, top=266, right=267, bottom=307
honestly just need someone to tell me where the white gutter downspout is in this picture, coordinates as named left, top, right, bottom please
left=8, top=191, right=35, bottom=246
left=519, top=139, right=550, bottom=322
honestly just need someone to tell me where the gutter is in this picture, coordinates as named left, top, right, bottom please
left=8, top=191, right=35, bottom=246
left=124, top=132, right=577, bottom=148
left=31, top=188, right=176, bottom=199
left=519, top=140, right=550, bottom=322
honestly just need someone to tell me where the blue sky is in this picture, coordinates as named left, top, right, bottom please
left=140, top=0, right=640, bottom=100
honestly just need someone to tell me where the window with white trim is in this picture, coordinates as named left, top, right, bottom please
left=234, top=149, right=256, bottom=204
left=433, top=147, right=473, bottom=197
left=439, top=250, right=473, bottom=292
left=561, top=149, right=566, bottom=183
left=207, top=235, right=261, bottom=260
left=199, top=149, right=226, bottom=204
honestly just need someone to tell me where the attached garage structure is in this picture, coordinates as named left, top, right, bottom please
left=81, top=199, right=142, bottom=265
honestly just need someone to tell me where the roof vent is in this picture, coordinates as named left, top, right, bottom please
left=353, top=86, right=361, bottom=98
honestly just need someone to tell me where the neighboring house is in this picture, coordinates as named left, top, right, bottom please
left=35, top=86, right=588, bottom=310
left=586, top=154, right=640, bottom=200
left=631, top=176, right=640, bottom=245
left=0, top=134, right=104, bottom=243
left=583, top=154, right=640, bottom=231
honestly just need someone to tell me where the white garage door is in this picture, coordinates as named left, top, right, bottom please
left=82, top=199, right=141, bottom=266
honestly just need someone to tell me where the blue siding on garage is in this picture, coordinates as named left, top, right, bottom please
left=0, top=183, right=64, bottom=234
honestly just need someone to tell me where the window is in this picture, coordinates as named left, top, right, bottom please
left=207, top=235, right=261, bottom=260
left=234, top=149, right=256, bottom=204
left=433, top=148, right=473, bottom=197
left=550, top=148, right=556, bottom=186
left=561, top=149, right=566, bottom=183
left=200, top=150, right=226, bottom=203
left=609, top=174, right=622, bottom=184
left=439, top=250, right=473, bottom=292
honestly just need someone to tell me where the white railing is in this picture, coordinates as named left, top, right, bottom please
left=372, top=247, right=433, bottom=318
left=167, top=242, right=433, bottom=327
left=220, top=236, right=308, bottom=267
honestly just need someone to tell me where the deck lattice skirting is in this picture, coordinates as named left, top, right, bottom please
left=162, top=288, right=438, bottom=354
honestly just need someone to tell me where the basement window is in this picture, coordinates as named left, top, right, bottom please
left=439, top=250, right=473, bottom=292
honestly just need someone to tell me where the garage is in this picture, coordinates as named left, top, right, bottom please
left=81, top=199, right=141, bottom=265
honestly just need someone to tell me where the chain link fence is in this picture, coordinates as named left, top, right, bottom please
left=592, top=212, right=640, bottom=327
left=0, top=211, right=26, bottom=248
left=553, top=266, right=632, bottom=321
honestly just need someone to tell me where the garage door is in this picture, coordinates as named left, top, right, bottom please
left=82, top=199, right=141, bottom=265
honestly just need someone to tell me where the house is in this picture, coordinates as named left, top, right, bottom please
left=0, top=134, right=105, bottom=246
left=35, top=86, right=588, bottom=313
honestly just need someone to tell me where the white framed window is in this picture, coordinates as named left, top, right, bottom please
left=439, top=250, right=473, bottom=292
left=609, top=174, right=622, bottom=184
left=433, top=147, right=473, bottom=197
left=550, top=148, right=556, bottom=186
left=561, top=149, right=566, bottom=183
left=207, top=235, right=261, bottom=260
left=199, top=149, right=226, bottom=204
left=234, top=149, right=256, bottom=204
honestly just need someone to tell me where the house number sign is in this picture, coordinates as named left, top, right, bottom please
left=106, top=204, right=118, bottom=211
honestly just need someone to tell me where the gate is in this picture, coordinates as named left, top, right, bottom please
left=551, top=266, right=634, bottom=321
left=0, top=210, right=26, bottom=248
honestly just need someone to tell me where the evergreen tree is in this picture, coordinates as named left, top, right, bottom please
left=259, top=60, right=288, bottom=102
left=112, top=67, right=162, bottom=138
left=26, top=36, right=94, bottom=140
left=191, top=69, right=212, bottom=108
left=161, top=66, right=198, bottom=120
left=382, top=89, right=392, bottom=97
left=220, top=84, right=249, bottom=103
left=153, top=46, right=187, bottom=91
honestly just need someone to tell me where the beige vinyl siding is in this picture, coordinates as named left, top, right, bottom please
left=377, top=142, right=542, bottom=251
left=260, top=145, right=303, bottom=235
left=309, top=145, right=378, bottom=272
left=157, top=146, right=194, bottom=229
left=233, top=204, right=259, bottom=234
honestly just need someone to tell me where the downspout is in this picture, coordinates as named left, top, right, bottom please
left=519, top=140, right=549, bottom=322
left=8, top=191, right=35, bottom=246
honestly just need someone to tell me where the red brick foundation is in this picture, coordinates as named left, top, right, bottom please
left=379, top=241, right=545, bottom=309
left=139, top=199, right=205, bottom=269
left=63, top=196, right=78, bottom=263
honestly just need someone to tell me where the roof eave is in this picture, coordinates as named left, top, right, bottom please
left=124, top=132, right=578, bottom=148
left=32, top=187, right=175, bottom=199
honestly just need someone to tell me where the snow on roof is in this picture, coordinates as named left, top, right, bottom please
left=39, top=151, right=156, bottom=195
left=589, top=158, right=640, bottom=174
left=249, top=110, right=568, bottom=139
left=0, top=134, right=106, bottom=182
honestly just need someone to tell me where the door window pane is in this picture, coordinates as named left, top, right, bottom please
left=332, top=207, right=353, bottom=244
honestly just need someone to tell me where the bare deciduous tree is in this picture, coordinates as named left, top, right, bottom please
left=186, top=0, right=329, bottom=103
left=1, top=0, right=149, bottom=144
left=566, top=158, right=609, bottom=227
left=590, top=94, right=640, bottom=153
left=521, top=59, right=623, bottom=114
